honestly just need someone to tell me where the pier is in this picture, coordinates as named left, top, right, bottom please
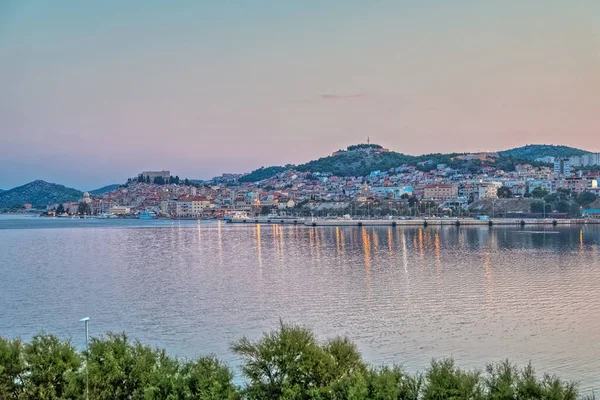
left=226, top=217, right=598, bottom=227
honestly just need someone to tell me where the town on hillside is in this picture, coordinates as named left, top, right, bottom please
left=36, top=147, right=600, bottom=220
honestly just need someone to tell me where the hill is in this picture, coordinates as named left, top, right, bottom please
left=499, top=144, right=589, bottom=160
left=234, top=143, right=557, bottom=181
left=89, top=184, right=120, bottom=196
left=0, top=180, right=83, bottom=209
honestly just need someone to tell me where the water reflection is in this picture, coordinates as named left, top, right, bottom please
left=1, top=220, right=600, bottom=391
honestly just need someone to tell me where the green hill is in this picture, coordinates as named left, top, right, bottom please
left=89, top=184, right=120, bottom=196
left=499, top=144, right=589, bottom=160
left=0, top=180, right=83, bottom=209
left=239, top=166, right=286, bottom=183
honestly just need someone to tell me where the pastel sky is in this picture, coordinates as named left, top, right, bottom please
left=1, top=1, right=599, bottom=189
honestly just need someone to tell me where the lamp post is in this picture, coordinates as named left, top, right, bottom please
left=80, top=317, right=90, bottom=400
left=543, top=199, right=546, bottom=219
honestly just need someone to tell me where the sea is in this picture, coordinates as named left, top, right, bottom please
left=1, top=215, right=599, bottom=389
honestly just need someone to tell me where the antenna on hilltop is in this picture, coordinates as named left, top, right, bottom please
left=367, top=137, right=370, bottom=144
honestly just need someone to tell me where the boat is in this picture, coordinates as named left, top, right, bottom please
left=138, top=210, right=157, bottom=220
left=98, top=213, right=118, bottom=219
left=229, top=211, right=250, bottom=220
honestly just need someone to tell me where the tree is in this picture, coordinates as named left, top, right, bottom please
left=555, top=200, right=570, bottom=213
left=422, top=359, right=482, bottom=400
left=231, top=322, right=368, bottom=399
left=181, top=357, right=239, bottom=400
left=184, top=178, right=191, bottom=186
left=544, top=193, right=558, bottom=203
left=137, top=174, right=144, bottom=183
left=22, top=334, right=81, bottom=399
left=78, top=202, right=91, bottom=215
left=400, top=193, right=410, bottom=200
left=153, top=176, right=165, bottom=185
left=0, top=336, right=25, bottom=399
left=145, top=175, right=150, bottom=184
left=530, top=200, right=551, bottom=215
left=497, top=186, right=513, bottom=198
left=569, top=203, right=582, bottom=218
left=577, top=191, right=598, bottom=206
left=260, top=206, right=272, bottom=215
left=55, top=204, right=65, bottom=214
left=531, top=186, right=548, bottom=198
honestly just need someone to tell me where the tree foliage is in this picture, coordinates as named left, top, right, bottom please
left=239, top=167, right=286, bottom=183
left=0, top=325, right=586, bottom=400
left=77, top=202, right=91, bottom=215
left=531, top=187, right=549, bottom=199
left=497, top=186, right=513, bottom=198
left=577, top=192, right=598, bottom=206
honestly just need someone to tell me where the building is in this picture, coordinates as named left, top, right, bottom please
left=569, top=153, right=600, bottom=167
left=554, top=178, right=598, bottom=194
left=141, top=170, right=171, bottom=181
left=553, top=158, right=571, bottom=177
left=477, top=182, right=502, bottom=200
left=423, top=184, right=458, bottom=201
left=582, top=209, right=600, bottom=219
left=109, top=206, right=131, bottom=215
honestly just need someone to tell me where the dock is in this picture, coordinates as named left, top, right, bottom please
left=226, top=217, right=598, bottom=227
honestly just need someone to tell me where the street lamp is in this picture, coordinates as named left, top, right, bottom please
left=80, top=317, right=90, bottom=400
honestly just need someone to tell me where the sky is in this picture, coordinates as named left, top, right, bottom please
left=1, top=0, right=599, bottom=190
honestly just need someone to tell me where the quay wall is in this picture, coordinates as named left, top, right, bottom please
left=227, top=218, right=597, bottom=226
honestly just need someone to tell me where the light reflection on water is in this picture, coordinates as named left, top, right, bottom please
left=1, top=216, right=599, bottom=389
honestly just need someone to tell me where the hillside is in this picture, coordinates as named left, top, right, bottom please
left=295, top=147, right=418, bottom=176
left=499, top=144, right=589, bottom=160
left=234, top=143, right=564, bottom=181
left=89, top=184, right=120, bottom=196
left=0, top=180, right=83, bottom=209
left=239, top=166, right=286, bottom=183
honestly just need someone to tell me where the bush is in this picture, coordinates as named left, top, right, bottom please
left=0, top=325, right=587, bottom=400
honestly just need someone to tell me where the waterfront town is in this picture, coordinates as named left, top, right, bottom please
left=43, top=147, right=600, bottom=220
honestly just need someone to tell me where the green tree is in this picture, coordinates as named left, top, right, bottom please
left=365, top=366, right=421, bottom=400
left=0, top=337, right=25, bottom=400
left=555, top=200, right=570, bottom=213
left=531, top=187, right=548, bottom=198
left=569, top=203, right=582, bottom=218
left=530, top=201, right=551, bottom=215
left=84, top=332, right=159, bottom=399
left=260, top=206, right=272, bottom=215
left=422, top=359, right=482, bottom=400
left=145, top=176, right=150, bottom=184
left=577, top=191, right=598, bottom=206
left=231, top=322, right=368, bottom=399
left=181, top=357, right=239, bottom=400
left=78, top=202, right=91, bottom=215
left=55, top=204, right=65, bottom=214
left=497, top=186, right=513, bottom=198
left=22, top=334, right=81, bottom=399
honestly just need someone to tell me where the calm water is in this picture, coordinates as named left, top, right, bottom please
left=1, top=215, right=599, bottom=389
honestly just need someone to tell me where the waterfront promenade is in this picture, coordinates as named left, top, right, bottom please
left=227, top=217, right=599, bottom=226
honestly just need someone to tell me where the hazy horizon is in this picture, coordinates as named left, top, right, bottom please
left=2, top=1, right=599, bottom=189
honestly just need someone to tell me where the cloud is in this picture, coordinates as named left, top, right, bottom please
left=291, top=93, right=365, bottom=104
left=319, top=93, right=365, bottom=100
